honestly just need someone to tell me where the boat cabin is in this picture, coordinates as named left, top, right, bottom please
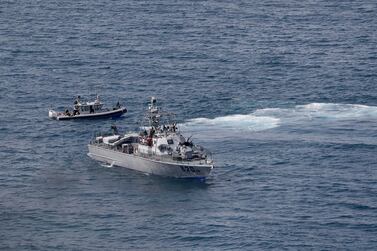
left=76, top=101, right=104, bottom=113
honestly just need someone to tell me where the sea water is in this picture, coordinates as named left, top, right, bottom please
left=0, top=0, right=376, bottom=250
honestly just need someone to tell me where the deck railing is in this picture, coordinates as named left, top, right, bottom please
left=90, top=141, right=213, bottom=165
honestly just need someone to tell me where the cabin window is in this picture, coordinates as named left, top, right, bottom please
left=167, top=139, right=174, bottom=144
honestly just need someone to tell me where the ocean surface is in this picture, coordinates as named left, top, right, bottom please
left=1, top=0, right=377, bottom=250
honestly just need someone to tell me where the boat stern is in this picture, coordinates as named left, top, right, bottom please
left=48, top=109, right=58, bottom=119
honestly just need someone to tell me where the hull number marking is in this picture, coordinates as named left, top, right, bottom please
left=180, top=166, right=201, bottom=173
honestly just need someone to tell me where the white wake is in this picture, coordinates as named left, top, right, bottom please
left=183, top=114, right=280, bottom=132
left=254, top=103, right=377, bottom=121
left=180, top=103, right=377, bottom=139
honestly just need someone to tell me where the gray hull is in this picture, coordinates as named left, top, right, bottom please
left=87, top=144, right=213, bottom=178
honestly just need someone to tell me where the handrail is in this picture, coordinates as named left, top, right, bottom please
left=90, top=142, right=213, bottom=165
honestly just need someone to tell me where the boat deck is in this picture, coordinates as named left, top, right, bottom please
left=89, top=142, right=213, bottom=166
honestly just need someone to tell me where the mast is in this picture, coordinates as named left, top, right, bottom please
left=148, top=97, right=160, bottom=129
left=141, top=97, right=178, bottom=133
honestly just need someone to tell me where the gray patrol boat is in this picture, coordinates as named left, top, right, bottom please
left=87, top=97, right=214, bottom=179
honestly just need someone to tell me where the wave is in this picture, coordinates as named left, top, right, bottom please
left=180, top=103, right=377, bottom=139
left=254, top=103, right=377, bottom=121
left=183, top=114, right=280, bottom=132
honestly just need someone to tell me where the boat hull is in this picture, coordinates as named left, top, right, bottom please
left=49, top=107, right=127, bottom=120
left=87, top=144, right=213, bottom=178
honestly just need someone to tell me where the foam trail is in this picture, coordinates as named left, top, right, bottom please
left=179, top=103, right=377, bottom=140
left=298, top=103, right=377, bottom=119
left=100, top=161, right=115, bottom=168
left=179, top=114, right=280, bottom=140
left=254, top=103, right=377, bottom=121
left=182, top=114, right=280, bottom=132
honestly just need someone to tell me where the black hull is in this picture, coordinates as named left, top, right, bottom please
left=56, top=108, right=127, bottom=120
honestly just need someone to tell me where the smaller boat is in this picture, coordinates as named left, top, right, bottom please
left=48, top=95, right=127, bottom=120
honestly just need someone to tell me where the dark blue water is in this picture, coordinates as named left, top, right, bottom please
left=1, top=0, right=377, bottom=250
